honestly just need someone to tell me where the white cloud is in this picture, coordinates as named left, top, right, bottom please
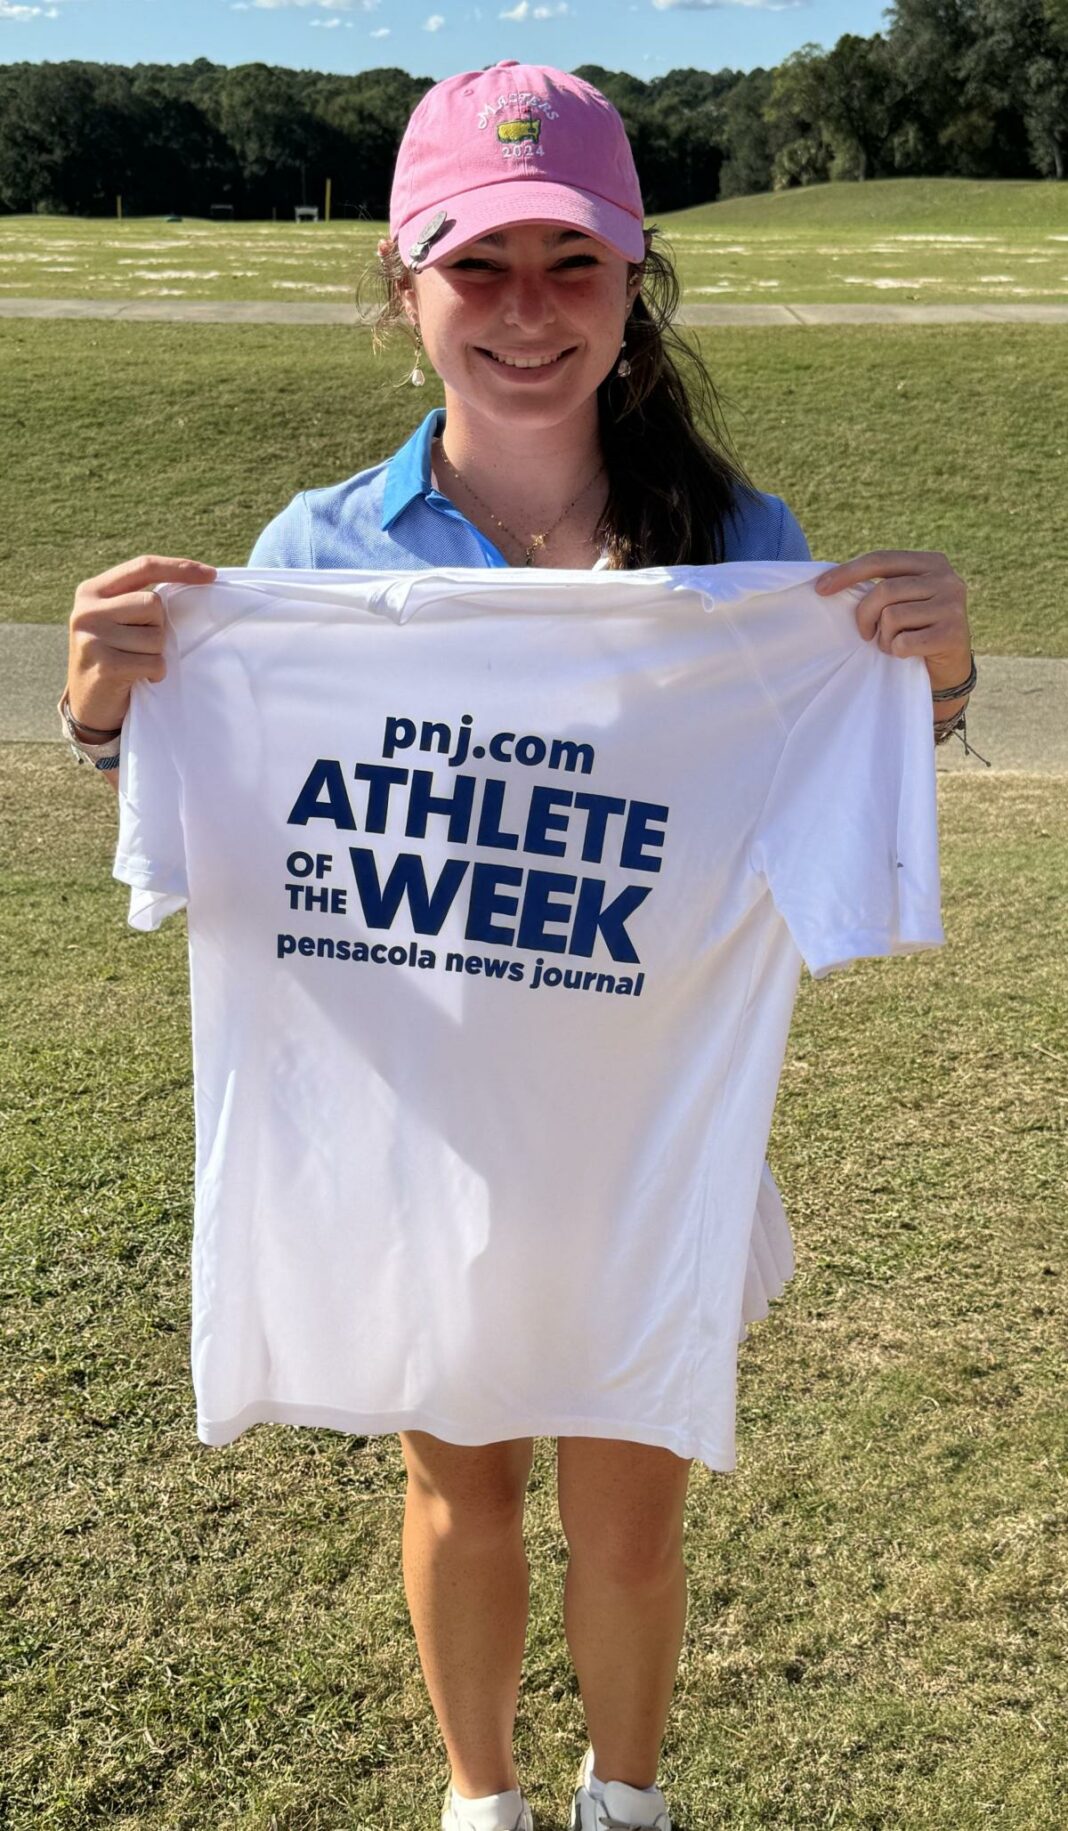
left=0, top=3, right=61, bottom=18
left=310, top=13, right=343, bottom=21
left=652, top=0, right=805, bottom=10
left=370, top=23, right=391, bottom=33
left=424, top=11, right=446, bottom=25
left=232, top=0, right=379, bottom=12
left=501, top=0, right=569, bottom=13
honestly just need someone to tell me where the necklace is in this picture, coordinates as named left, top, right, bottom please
left=434, top=440, right=605, bottom=566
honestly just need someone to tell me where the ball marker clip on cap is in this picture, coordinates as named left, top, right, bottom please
left=390, top=60, right=646, bottom=273
left=407, top=208, right=449, bottom=271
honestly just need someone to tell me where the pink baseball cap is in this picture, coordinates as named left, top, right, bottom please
left=390, top=60, right=646, bottom=271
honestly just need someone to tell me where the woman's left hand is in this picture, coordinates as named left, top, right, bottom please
left=813, top=549, right=973, bottom=693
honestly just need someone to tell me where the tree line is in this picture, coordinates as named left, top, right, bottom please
left=1, top=0, right=1065, bottom=219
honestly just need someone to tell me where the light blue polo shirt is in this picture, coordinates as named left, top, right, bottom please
left=247, top=407, right=811, bottom=570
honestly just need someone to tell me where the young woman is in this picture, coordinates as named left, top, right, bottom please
left=61, top=59, right=977, bottom=1831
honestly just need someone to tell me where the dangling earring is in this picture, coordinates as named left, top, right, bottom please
left=410, top=328, right=426, bottom=387
left=616, top=338, right=631, bottom=379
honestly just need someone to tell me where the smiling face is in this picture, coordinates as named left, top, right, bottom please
left=402, top=221, right=642, bottom=436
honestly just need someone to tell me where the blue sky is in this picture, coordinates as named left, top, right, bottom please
left=0, top=0, right=896, bottom=79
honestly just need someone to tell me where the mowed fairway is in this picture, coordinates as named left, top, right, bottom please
left=2, top=318, right=1064, bottom=653
left=663, top=177, right=1068, bottom=304
left=2, top=178, right=1067, bottom=304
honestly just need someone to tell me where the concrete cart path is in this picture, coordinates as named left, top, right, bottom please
left=3, top=297, right=1068, bottom=327
left=5, top=623, right=1065, bottom=776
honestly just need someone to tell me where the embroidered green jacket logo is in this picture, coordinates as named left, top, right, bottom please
left=496, top=119, right=541, bottom=145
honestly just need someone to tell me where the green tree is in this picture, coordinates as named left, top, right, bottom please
left=0, top=62, right=134, bottom=212
left=310, top=68, right=431, bottom=216
left=764, top=45, right=835, bottom=189
left=646, top=67, right=736, bottom=207
left=570, top=65, right=651, bottom=113
left=965, top=0, right=1068, bottom=177
left=213, top=62, right=298, bottom=185
left=817, top=34, right=907, bottom=181
left=124, top=67, right=238, bottom=215
left=715, top=68, right=774, bottom=199
left=883, top=0, right=986, bottom=174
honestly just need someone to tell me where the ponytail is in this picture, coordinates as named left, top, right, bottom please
left=594, top=228, right=760, bottom=568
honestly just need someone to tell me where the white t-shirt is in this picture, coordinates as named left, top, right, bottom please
left=112, top=562, right=945, bottom=1473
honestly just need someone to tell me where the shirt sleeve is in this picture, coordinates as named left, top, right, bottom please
left=748, top=643, right=945, bottom=981
left=247, top=492, right=313, bottom=568
left=776, top=497, right=812, bottom=561
left=111, top=616, right=189, bottom=932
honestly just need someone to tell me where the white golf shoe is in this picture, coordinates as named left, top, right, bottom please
left=440, top=1781, right=535, bottom=1831
left=567, top=1745, right=673, bottom=1831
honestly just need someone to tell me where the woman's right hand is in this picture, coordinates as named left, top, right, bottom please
left=65, top=554, right=217, bottom=733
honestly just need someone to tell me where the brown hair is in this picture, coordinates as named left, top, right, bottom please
left=362, top=227, right=761, bottom=568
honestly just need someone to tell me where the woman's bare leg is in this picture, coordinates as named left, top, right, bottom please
left=399, top=1429, right=536, bottom=1799
left=557, top=1436, right=693, bottom=1790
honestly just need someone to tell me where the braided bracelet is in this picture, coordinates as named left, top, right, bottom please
left=930, top=651, right=990, bottom=766
left=931, top=651, right=977, bottom=703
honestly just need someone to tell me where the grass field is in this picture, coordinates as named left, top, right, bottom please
left=3, top=179, right=1068, bottom=306
left=2, top=750, right=1065, bottom=1828
left=3, top=318, right=1064, bottom=654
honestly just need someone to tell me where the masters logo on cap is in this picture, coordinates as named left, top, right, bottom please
left=496, top=118, right=541, bottom=147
